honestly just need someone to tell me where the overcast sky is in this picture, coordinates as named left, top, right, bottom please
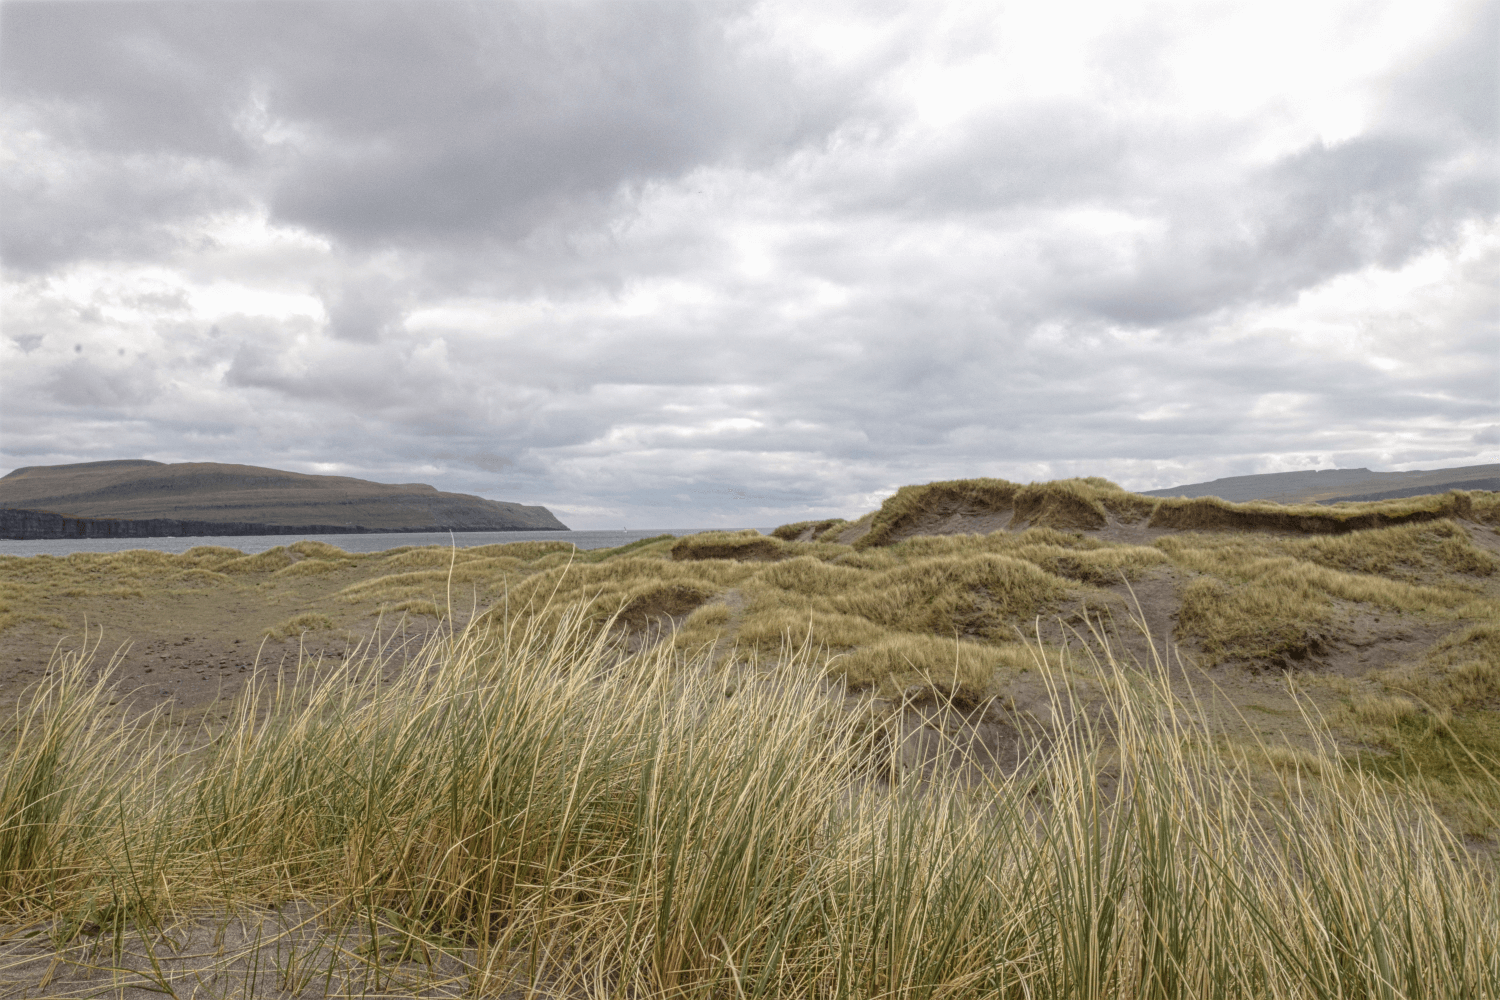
left=2, top=0, right=1496, bottom=528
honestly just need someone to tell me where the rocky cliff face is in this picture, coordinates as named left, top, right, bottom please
left=1, top=508, right=360, bottom=540
left=0, top=507, right=565, bottom=540
left=0, top=460, right=568, bottom=535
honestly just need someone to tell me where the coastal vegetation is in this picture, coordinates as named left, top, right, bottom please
left=2, top=476, right=1499, bottom=995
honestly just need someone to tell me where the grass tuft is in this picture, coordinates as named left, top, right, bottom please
left=770, top=518, right=849, bottom=541
left=264, top=612, right=337, bottom=638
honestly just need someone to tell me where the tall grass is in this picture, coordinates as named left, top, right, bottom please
left=2, top=603, right=1497, bottom=998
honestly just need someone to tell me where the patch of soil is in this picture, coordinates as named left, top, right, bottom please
left=830, top=515, right=875, bottom=545
left=0, top=901, right=473, bottom=999
left=1, top=618, right=445, bottom=726
left=0, top=563, right=450, bottom=722
left=885, top=502, right=1015, bottom=544
left=889, top=698, right=1034, bottom=778
left=1307, top=607, right=1459, bottom=679
left=702, top=588, right=748, bottom=666
left=1087, top=514, right=1177, bottom=546
left=1462, top=521, right=1500, bottom=557
left=1031, top=568, right=1188, bottom=675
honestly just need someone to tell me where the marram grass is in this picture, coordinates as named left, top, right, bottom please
left=2, top=605, right=1497, bottom=998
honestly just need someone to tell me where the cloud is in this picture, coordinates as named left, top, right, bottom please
left=1, top=1, right=859, bottom=271
left=46, top=355, right=160, bottom=408
left=435, top=451, right=514, bottom=474
left=2, top=0, right=1496, bottom=527
left=320, top=275, right=408, bottom=344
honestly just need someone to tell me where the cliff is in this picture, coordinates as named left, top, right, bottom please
left=1, top=508, right=373, bottom=540
left=0, top=460, right=568, bottom=537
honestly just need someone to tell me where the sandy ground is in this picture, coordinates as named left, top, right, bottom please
left=0, top=902, right=536, bottom=999
left=0, top=560, right=454, bottom=723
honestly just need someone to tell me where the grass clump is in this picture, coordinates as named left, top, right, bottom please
left=671, top=529, right=789, bottom=561
left=472, top=556, right=744, bottom=644
left=1384, top=623, right=1500, bottom=712
left=831, top=553, right=1072, bottom=638
left=1287, top=519, right=1499, bottom=580
left=893, top=527, right=1168, bottom=584
left=288, top=539, right=351, bottom=560
left=2, top=611, right=1497, bottom=997
left=264, top=612, right=336, bottom=638
left=1160, top=530, right=1488, bottom=665
left=770, top=518, right=849, bottom=541
left=1010, top=477, right=1111, bottom=530
left=387, top=599, right=445, bottom=619
left=219, top=546, right=296, bottom=575
left=833, top=633, right=1033, bottom=702
left=273, top=557, right=353, bottom=578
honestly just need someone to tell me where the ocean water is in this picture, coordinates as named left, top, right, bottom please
left=0, top=528, right=753, bottom=559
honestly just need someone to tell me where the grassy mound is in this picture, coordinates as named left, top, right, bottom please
left=1147, top=489, right=1497, bottom=533
left=849, top=477, right=1500, bottom=548
left=769, top=518, right=849, bottom=541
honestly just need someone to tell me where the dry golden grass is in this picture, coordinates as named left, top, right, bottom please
left=1159, top=529, right=1492, bottom=666
left=7, top=486, right=1500, bottom=716
left=1391, top=624, right=1500, bottom=710
left=1151, top=487, right=1500, bottom=533
left=859, top=476, right=1500, bottom=546
left=769, top=518, right=849, bottom=541
left=855, top=477, right=1023, bottom=547
left=832, top=632, right=1035, bottom=702
left=264, top=612, right=337, bottom=638
left=220, top=547, right=297, bottom=574
left=386, top=598, right=446, bottom=619
left=2, top=606, right=1497, bottom=997
left=5, top=480, right=1499, bottom=834
left=4, top=476, right=1500, bottom=996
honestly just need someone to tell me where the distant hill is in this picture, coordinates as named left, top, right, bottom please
left=0, top=460, right=567, bottom=533
left=1141, top=464, right=1499, bottom=505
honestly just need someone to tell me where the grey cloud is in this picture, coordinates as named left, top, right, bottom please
left=2, top=1, right=860, bottom=275
left=838, top=103, right=1136, bottom=216
left=0, top=132, right=249, bottom=272
left=1376, top=0, right=1498, bottom=143
left=321, top=278, right=407, bottom=343
left=46, top=356, right=160, bottom=408
left=0, top=2, right=259, bottom=160
left=262, top=3, right=852, bottom=248
left=434, top=452, right=514, bottom=474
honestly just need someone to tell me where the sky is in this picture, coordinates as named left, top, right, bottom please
left=1, top=0, right=1496, bottom=529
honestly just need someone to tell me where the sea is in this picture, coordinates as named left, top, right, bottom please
left=0, top=528, right=759, bottom=559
